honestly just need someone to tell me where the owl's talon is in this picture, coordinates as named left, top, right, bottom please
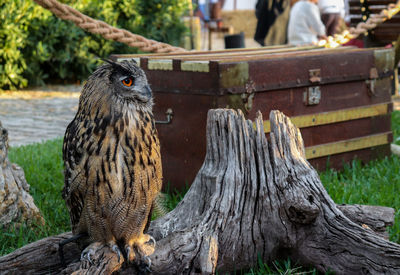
left=144, top=255, right=151, bottom=269
left=125, top=245, right=136, bottom=263
left=147, top=236, right=156, bottom=247
left=111, top=244, right=121, bottom=263
left=138, top=255, right=152, bottom=273
left=80, top=248, right=95, bottom=264
left=126, top=246, right=131, bottom=262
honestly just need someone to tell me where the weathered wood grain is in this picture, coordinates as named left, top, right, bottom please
left=1, top=109, right=399, bottom=274
left=0, top=121, right=44, bottom=227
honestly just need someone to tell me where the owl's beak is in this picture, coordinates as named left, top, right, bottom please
left=132, top=84, right=152, bottom=103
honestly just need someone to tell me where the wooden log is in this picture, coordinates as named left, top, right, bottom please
left=391, top=143, right=400, bottom=156
left=0, top=121, right=44, bottom=227
left=337, top=204, right=394, bottom=239
left=0, top=203, right=393, bottom=274
left=1, top=109, right=400, bottom=274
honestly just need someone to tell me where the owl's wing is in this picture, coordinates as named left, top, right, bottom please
left=62, top=117, right=86, bottom=232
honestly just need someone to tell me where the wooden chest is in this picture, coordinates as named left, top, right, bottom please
left=111, top=46, right=395, bottom=190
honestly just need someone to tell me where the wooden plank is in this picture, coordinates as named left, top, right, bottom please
left=111, top=47, right=359, bottom=63
left=261, top=103, right=391, bottom=133
left=350, top=5, right=389, bottom=14
left=148, top=59, right=173, bottom=70
left=308, top=144, right=391, bottom=171
left=111, top=45, right=312, bottom=60
left=299, top=114, right=391, bottom=147
left=305, top=132, right=391, bottom=159
left=349, top=0, right=396, bottom=5
left=210, top=48, right=361, bottom=63
left=181, top=61, right=210, bottom=72
left=217, top=50, right=381, bottom=94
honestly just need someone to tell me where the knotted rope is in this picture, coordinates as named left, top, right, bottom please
left=33, top=0, right=187, bottom=53
left=349, top=2, right=400, bottom=37
left=319, top=1, right=400, bottom=47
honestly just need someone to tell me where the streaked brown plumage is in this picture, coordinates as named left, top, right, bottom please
left=62, top=60, right=162, bottom=265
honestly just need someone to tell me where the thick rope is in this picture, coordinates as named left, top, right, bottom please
left=33, top=0, right=186, bottom=53
left=348, top=2, right=400, bottom=37
left=319, top=1, right=400, bottom=47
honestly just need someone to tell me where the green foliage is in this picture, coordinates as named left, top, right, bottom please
left=247, top=257, right=319, bottom=275
left=164, top=182, right=189, bottom=210
left=0, top=0, right=189, bottom=90
left=320, top=157, right=400, bottom=244
left=392, top=110, right=400, bottom=145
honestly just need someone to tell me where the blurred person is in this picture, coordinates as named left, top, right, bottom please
left=194, top=0, right=210, bottom=22
left=194, top=0, right=222, bottom=23
left=318, top=0, right=345, bottom=36
left=344, top=0, right=350, bottom=24
left=254, top=0, right=291, bottom=46
left=287, top=0, right=326, bottom=45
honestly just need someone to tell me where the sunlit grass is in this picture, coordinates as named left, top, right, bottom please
left=1, top=138, right=69, bottom=255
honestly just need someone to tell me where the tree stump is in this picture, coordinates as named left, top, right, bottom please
left=1, top=110, right=400, bottom=274
left=0, top=121, right=44, bottom=227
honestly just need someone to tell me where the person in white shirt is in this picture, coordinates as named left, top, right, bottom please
left=287, top=0, right=327, bottom=46
left=318, top=0, right=345, bottom=35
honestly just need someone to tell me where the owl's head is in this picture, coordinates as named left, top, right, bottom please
left=84, top=59, right=153, bottom=108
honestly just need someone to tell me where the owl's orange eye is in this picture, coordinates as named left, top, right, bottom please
left=122, top=77, right=133, bottom=87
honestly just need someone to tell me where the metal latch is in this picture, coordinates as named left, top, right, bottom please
left=369, top=67, right=378, bottom=79
left=304, top=86, right=321, bottom=105
left=309, top=69, right=321, bottom=83
left=241, top=92, right=254, bottom=112
left=242, top=79, right=256, bottom=112
left=366, top=79, right=377, bottom=96
left=155, top=108, right=173, bottom=124
left=366, top=67, right=378, bottom=97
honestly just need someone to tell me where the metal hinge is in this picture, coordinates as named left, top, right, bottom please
left=241, top=79, right=256, bottom=112
left=304, top=86, right=321, bottom=105
left=366, top=79, right=377, bottom=96
left=366, top=67, right=378, bottom=97
left=369, top=67, right=378, bottom=79
left=309, top=69, right=321, bottom=83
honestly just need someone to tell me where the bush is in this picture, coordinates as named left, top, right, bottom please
left=0, top=0, right=189, bottom=90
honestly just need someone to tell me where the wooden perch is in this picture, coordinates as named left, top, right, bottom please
left=1, top=109, right=400, bottom=274
left=0, top=121, right=44, bottom=227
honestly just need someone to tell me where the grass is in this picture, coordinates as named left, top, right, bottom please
left=2, top=111, right=400, bottom=274
left=321, top=157, right=400, bottom=244
left=392, top=110, right=400, bottom=146
left=1, top=138, right=69, bottom=255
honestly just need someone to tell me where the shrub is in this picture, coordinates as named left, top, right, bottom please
left=0, top=0, right=189, bottom=90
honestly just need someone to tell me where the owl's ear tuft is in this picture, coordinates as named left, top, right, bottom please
left=101, top=58, right=120, bottom=68
left=102, top=59, right=131, bottom=76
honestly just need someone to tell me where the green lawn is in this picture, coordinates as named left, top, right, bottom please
left=2, top=111, right=400, bottom=274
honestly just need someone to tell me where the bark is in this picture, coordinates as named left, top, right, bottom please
left=391, top=143, right=400, bottom=157
left=337, top=204, right=394, bottom=239
left=1, top=109, right=400, bottom=275
left=0, top=121, right=44, bottom=227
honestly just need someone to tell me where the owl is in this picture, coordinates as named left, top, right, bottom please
left=62, top=59, right=162, bottom=268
